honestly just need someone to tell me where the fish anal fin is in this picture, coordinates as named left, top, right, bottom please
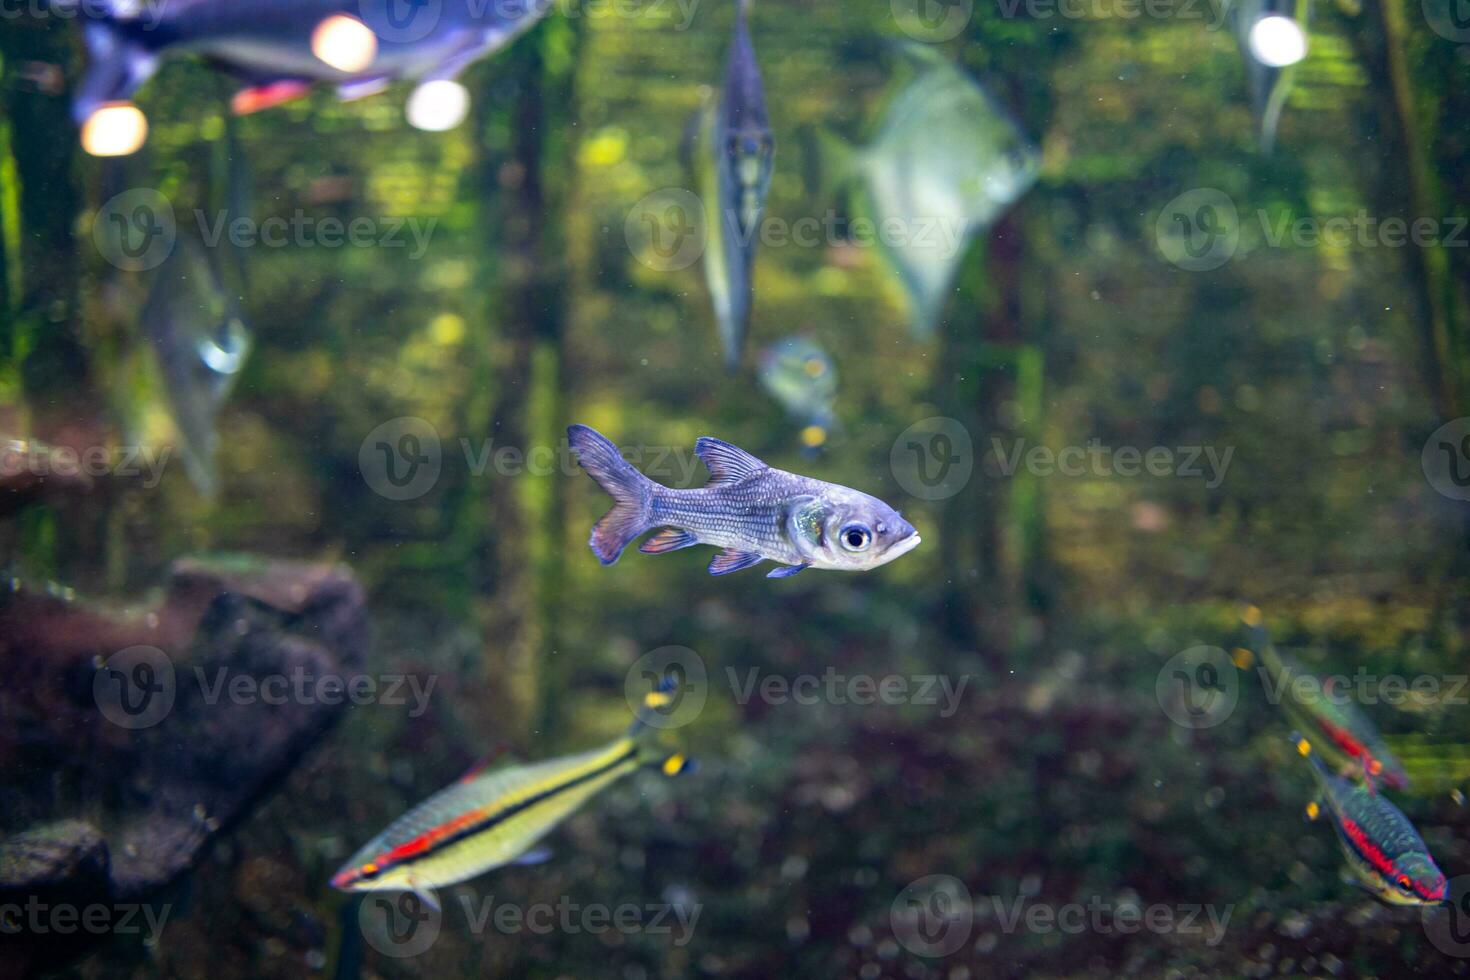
left=709, top=548, right=763, bottom=576
left=511, top=846, right=553, bottom=867
left=640, top=529, right=700, bottom=555
left=694, top=437, right=767, bottom=485
left=231, top=80, right=313, bottom=115
left=767, top=563, right=810, bottom=578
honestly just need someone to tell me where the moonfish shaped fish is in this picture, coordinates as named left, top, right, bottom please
left=140, top=237, right=251, bottom=497
left=568, top=424, right=919, bottom=578
left=757, top=337, right=837, bottom=456
left=1293, top=734, right=1447, bottom=906
left=331, top=679, right=693, bottom=904
left=694, top=0, right=774, bottom=369
left=70, top=0, right=554, bottom=125
left=835, top=46, right=1037, bottom=337
left=1243, top=611, right=1408, bottom=790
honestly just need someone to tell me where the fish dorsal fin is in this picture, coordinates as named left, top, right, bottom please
left=695, top=437, right=767, bottom=485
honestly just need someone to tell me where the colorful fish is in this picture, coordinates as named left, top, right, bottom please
left=1243, top=610, right=1409, bottom=790
left=568, top=424, right=920, bottom=578
left=1293, top=734, right=1447, bottom=907
left=692, top=0, right=774, bottom=369
left=756, top=336, right=838, bottom=456
left=71, top=0, right=553, bottom=139
left=331, top=679, right=693, bottom=905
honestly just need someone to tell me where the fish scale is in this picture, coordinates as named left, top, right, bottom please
left=650, top=477, right=810, bottom=562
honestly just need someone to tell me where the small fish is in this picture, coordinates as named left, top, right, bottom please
left=568, top=424, right=920, bottom=578
left=820, top=45, right=1037, bottom=337
left=757, top=337, right=837, bottom=456
left=140, top=237, right=251, bottom=497
left=1243, top=610, right=1408, bottom=790
left=1293, top=734, right=1447, bottom=906
left=1221, top=0, right=1309, bottom=153
left=693, top=0, right=774, bottom=369
left=71, top=0, right=553, bottom=125
left=331, top=679, right=693, bottom=904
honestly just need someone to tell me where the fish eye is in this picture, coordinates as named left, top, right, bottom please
left=1398, top=875, right=1414, bottom=892
left=840, top=524, right=872, bottom=552
left=361, top=863, right=382, bottom=880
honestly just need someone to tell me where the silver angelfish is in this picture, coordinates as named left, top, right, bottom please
left=140, top=237, right=251, bottom=497
left=694, top=0, right=774, bottom=370
left=834, top=45, right=1037, bottom=337
left=568, top=425, right=920, bottom=578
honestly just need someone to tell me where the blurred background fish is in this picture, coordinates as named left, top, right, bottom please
left=139, top=237, right=251, bottom=498
left=690, top=0, right=773, bottom=369
left=68, top=0, right=555, bottom=154
left=1219, top=0, right=1310, bottom=152
left=815, top=45, right=1037, bottom=338
left=757, top=336, right=837, bottom=456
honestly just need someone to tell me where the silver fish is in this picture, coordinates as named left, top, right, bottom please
left=837, top=46, right=1037, bottom=337
left=72, top=0, right=554, bottom=123
left=1222, top=0, right=1309, bottom=153
left=140, top=237, right=251, bottom=497
left=568, top=425, right=920, bottom=578
left=757, top=336, right=837, bottom=456
left=694, top=0, right=774, bottom=370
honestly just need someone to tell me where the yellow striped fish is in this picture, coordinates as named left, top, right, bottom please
left=330, top=681, right=692, bottom=905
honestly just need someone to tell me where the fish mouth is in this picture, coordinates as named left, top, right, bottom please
left=887, top=533, right=922, bottom=560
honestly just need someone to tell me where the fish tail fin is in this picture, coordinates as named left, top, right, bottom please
left=627, top=674, right=699, bottom=776
left=568, top=425, right=655, bottom=564
left=73, top=16, right=158, bottom=124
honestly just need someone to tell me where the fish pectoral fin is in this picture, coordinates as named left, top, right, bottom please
left=766, top=563, right=810, bottom=578
left=511, top=846, right=554, bottom=867
left=693, top=437, right=767, bottom=485
left=709, top=549, right=764, bottom=576
left=640, top=529, right=700, bottom=555
left=405, top=875, right=442, bottom=913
